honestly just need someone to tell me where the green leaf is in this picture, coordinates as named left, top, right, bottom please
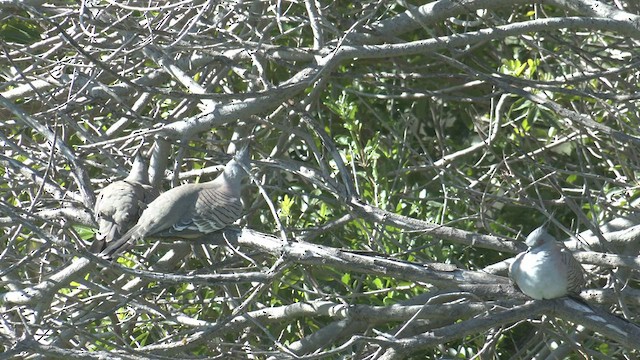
left=0, top=18, right=42, bottom=44
left=341, top=273, right=351, bottom=285
left=280, top=194, right=294, bottom=218
left=73, top=225, right=96, bottom=240
left=372, top=277, right=384, bottom=289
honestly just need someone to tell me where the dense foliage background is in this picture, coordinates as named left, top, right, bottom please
left=1, top=0, right=640, bottom=358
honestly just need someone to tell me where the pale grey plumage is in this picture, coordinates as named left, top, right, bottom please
left=509, top=226, right=585, bottom=300
left=101, top=146, right=250, bottom=258
left=91, top=154, right=159, bottom=253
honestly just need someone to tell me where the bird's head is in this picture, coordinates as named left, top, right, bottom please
left=233, top=143, right=250, bottom=165
left=127, top=153, right=150, bottom=184
left=223, top=144, right=251, bottom=180
left=524, top=226, right=556, bottom=248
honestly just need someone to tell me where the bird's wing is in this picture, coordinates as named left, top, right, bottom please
left=560, top=246, right=585, bottom=294
left=100, top=186, right=196, bottom=257
left=141, top=184, right=160, bottom=205
left=92, top=180, right=149, bottom=253
left=509, top=251, right=527, bottom=288
left=171, top=184, right=243, bottom=234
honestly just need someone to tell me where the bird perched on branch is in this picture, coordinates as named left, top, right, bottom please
left=509, top=226, right=585, bottom=300
left=101, top=145, right=251, bottom=258
left=91, top=154, right=159, bottom=253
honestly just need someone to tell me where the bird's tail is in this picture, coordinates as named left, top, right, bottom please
left=100, top=224, right=143, bottom=259
left=90, top=238, right=107, bottom=254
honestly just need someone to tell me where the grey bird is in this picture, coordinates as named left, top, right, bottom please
left=101, top=146, right=250, bottom=258
left=91, top=154, right=159, bottom=253
left=509, top=226, right=585, bottom=299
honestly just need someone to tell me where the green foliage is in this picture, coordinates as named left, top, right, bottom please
left=74, top=225, right=95, bottom=241
left=0, top=16, right=42, bottom=44
left=2, top=1, right=638, bottom=358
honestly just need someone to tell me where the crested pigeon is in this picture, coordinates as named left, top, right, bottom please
left=91, top=154, right=159, bottom=253
left=101, top=146, right=250, bottom=258
left=509, top=226, right=585, bottom=299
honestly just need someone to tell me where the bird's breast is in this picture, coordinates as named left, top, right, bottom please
left=515, top=251, right=568, bottom=299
